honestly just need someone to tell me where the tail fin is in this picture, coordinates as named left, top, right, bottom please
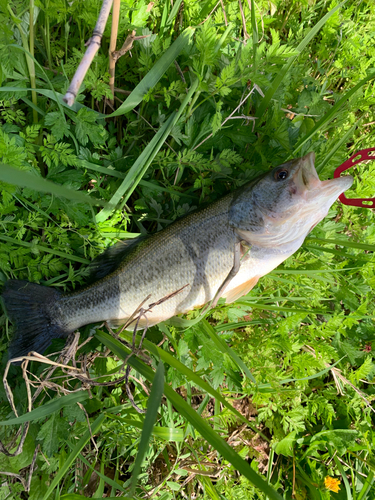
left=2, top=280, right=69, bottom=359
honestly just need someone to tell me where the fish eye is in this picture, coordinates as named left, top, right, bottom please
left=274, top=168, right=289, bottom=181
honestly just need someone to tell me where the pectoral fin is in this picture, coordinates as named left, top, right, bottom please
left=222, top=275, right=259, bottom=304
left=210, top=240, right=241, bottom=308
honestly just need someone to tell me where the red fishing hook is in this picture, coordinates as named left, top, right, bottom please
left=334, top=148, right=375, bottom=208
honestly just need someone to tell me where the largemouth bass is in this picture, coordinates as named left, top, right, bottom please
left=3, top=152, right=353, bottom=359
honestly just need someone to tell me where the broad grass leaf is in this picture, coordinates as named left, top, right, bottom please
left=60, top=496, right=132, bottom=500
left=108, top=28, right=194, bottom=118
left=0, top=234, right=90, bottom=265
left=129, top=361, right=165, bottom=496
left=200, top=319, right=257, bottom=383
left=275, top=431, right=298, bottom=457
left=0, top=433, right=35, bottom=473
left=0, top=163, right=104, bottom=206
left=95, top=113, right=176, bottom=222
left=306, top=237, right=375, bottom=252
left=311, top=429, right=359, bottom=455
left=0, top=391, right=89, bottom=426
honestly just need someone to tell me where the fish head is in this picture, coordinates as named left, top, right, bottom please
left=230, top=152, right=353, bottom=248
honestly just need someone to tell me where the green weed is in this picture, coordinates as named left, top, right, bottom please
left=0, top=0, right=375, bottom=499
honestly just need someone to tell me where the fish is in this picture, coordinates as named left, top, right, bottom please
left=2, top=152, right=353, bottom=359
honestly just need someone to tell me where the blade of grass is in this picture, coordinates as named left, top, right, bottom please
left=95, top=112, right=175, bottom=222
left=304, top=244, right=373, bottom=262
left=200, top=475, right=221, bottom=500
left=200, top=319, right=257, bottom=384
left=255, top=1, right=347, bottom=119
left=166, top=0, right=183, bottom=26
left=235, top=302, right=330, bottom=315
left=296, top=463, right=321, bottom=500
left=244, top=296, right=331, bottom=302
left=94, top=451, right=106, bottom=498
left=250, top=0, right=258, bottom=64
left=129, top=361, right=165, bottom=497
left=42, top=413, right=106, bottom=500
left=0, top=163, right=104, bottom=207
left=21, top=96, right=46, bottom=117
left=357, top=470, right=374, bottom=500
left=271, top=267, right=363, bottom=274
left=7, top=44, right=68, bottom=121
left=0, top=86, right=90, bottom=114
left=315, top=119, right=361, bottom=174
left=80, top=160, right=199, bottom=200
left=331, top=447, right=352, bottom=500
left=108, top=417, right=184, bottom=441
left=99, top=229, right=141, bottom=239
left=215, top=319, right=275, bottom=331
left=159, top=0, right=169, bottom=34
left=108, top=27, right=194, bottom=118
left=65, top=444, right=128, bottom=494
left=97, top=331, right=283, bottom=500
left=304, top=244, right=356, bottom=258
left=306, top=237, right=375, bottom=252
left=6, top=13, right=38, bottom=123
left=0, top=234, right=90, bottom=265
left=116, top=79, right=199, bottom=211
left=61, top=495, right=131, bottom=500
left=0, top=391, right=89, bottom=426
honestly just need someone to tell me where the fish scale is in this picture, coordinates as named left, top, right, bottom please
left=59, top=193, right=237, bottom=330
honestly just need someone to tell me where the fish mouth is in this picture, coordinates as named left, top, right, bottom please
left=294, top=152, right=354, bottom=201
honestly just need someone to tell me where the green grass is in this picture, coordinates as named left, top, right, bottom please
left=0, top=0, right=375, bottom=499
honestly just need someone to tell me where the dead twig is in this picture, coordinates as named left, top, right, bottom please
left=0, top=471, right=27, bottom=490
left=238, top=0, right=250, bottom=41
left=132, top=109, right=177, bottom=155
left=128, top=374, right=151, bottom=395
left=174, top=60, right=187, bottom=85
left=220, top=0, right=228, bottom=26
left=192, top=86, right=259, bottom=151
left=112, top=30, right=151, bottom=63
left=106, top=285, right=189, bottom=413
left=123, top=310, right=149, bottom=414
left=26, top=445, right=39, bottom=492
left=109, top=0, right=121, bottom=105
left=303, top=345, right=375, bottom=414
left=198, top=1, right=221, bottom=26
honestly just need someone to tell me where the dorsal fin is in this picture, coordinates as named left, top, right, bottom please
left=86, top=235, right=147, bottom=284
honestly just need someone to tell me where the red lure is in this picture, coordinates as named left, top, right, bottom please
left=334, top=148, right=375, bottom=208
